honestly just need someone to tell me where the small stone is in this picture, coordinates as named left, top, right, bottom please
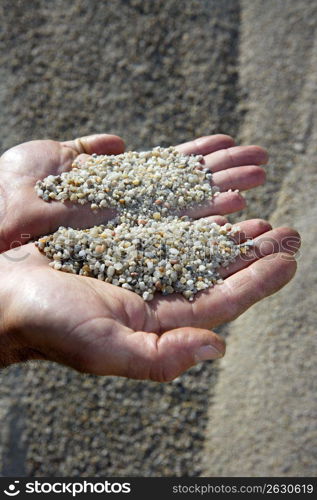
left=95, top=245, right=105, bottom=254
left=122, top=283, right=133, bottom=290
left=142, top=291, right=154, bottom=301
left=155, top=280, right=162, bottom=290
left=196, top=282, right=207, bottom=290
left=107, top=266, right=115, bottom=277
left=294, top=142, right=304, bottom=153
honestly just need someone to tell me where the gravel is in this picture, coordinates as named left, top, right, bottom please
left=35, top=148, right=213, bottom=212
left=35, top=147, right=248, bottom=301
left=36, top=220, right=249, bottom=300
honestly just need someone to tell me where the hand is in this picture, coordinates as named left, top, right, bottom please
left=0, top=133, right=299, bottom=380
left=0, top=133, right=125, bottom=253
left=0, top=221, right=299, bottom=379
left=0, top=133, right=267, bottom=251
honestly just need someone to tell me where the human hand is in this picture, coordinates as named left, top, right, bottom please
left=0, top=221, right=299, bottom=379
left=0, top=133, right=267, bottom=252
left=1, top=133, right=298, bottom=381
left=0, top=133, right=125, bottom=253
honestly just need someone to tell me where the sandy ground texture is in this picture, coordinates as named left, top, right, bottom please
left=202, top=0, right=317, bottom=477
left=0, top=0, right=316, bottom=476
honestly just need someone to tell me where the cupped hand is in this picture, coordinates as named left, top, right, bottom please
left=0, top=220, right=300, bottom=380
left=0, top=133, right=267, bottom=252
left=0, top=132, right=294, bottom=381
left=0, top=134, right=125, bottom=253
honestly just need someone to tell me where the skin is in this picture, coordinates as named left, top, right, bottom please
left=0, top=134, right=300, bottom=381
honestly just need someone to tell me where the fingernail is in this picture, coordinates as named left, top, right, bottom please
left=195, top=345, right=223, bottom=362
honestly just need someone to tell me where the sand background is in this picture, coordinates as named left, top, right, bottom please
left=0, top=0, right=316, bottom=476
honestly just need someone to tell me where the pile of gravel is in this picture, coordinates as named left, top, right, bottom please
left=35, top=148, right=250, bottom=301
left=36, top=219, right=250, bottom=301
left=35, top=147, right=215, bottom=213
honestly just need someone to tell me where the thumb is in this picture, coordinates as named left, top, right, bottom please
left=147, top=327, right=226, bottom=381
left=62, top=133, right=125, bottom=156
left=89, top=326, right=226, bottom=381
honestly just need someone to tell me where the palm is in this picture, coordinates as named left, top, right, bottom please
left=0, top=133, right=300, bottom=380
left=3, top=244, right=149, bottom=376
left=2, top=221, right=298, bottom=381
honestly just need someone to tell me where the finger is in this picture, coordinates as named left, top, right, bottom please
left=184, top=191, right=246, bottom=218
left=221, top=227, right=301, bottom=278
left=47, top=200, right=117, bottom=233
left=175, top=134, right=235, bottom=156
left=151, top=247, right=297, bottom=333
left=15, top=193, right=117, bottom=249
left=203, top=218, right=271, bottom=236
left=155, top=253, right=298, bottom=332
left=84, top=326, right=225, bottom=380
left=204, top=215, right=228, bottom=225
left=198, top=253, right=297, bottom=328
left=147, top=327, right=225, bottom=381
left=212, top=165, right=266, bottom=192
left=230, top=218, right=272, bottom=242
left=62, top=133, right=125, bottom=156
left=204, top=145, right=269, bottom=172
left=72, top=153, right=90, bottom=166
